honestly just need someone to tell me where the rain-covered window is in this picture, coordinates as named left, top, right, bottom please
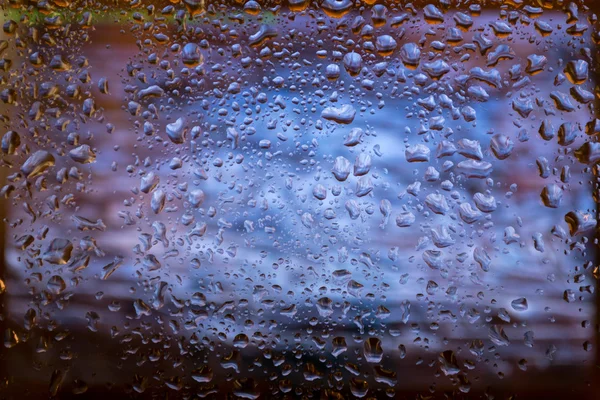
left=0, top=1, right=599, bottom=398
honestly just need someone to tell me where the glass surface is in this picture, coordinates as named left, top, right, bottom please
left=0, top=1, right=599, bottom=398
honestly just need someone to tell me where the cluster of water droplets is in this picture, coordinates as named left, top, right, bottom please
left=0, top=0, right=598, bottom=398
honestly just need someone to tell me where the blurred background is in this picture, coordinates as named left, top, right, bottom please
left=0, top=1, right=599, bottom=398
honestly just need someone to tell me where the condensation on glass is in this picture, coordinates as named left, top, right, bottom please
left=0, top=0, right=599, bottom=398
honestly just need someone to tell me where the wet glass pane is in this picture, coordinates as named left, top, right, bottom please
left=0, top=1, right=599, bottom=398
